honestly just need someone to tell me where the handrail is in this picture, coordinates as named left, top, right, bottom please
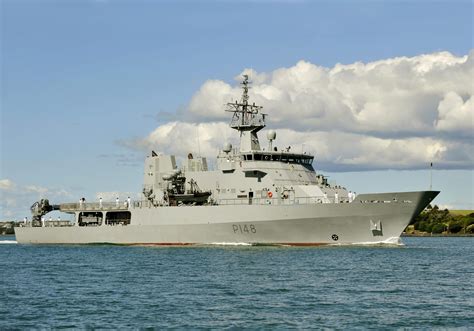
left=60, top=202, right=130, bottom=211
left=58, top=196, right=404, bottom=211
left=130, top=196, right=348, bottom=208
left=217, top=196, right=330, bottom=206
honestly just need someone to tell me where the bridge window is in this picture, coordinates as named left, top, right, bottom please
left=250, top=153, right=313, bottom=165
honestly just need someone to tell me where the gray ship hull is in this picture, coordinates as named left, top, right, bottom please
left=15, top=191, right=438, bottom=245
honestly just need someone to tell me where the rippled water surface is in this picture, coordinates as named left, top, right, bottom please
left=1, top=237, right=473, bottom=329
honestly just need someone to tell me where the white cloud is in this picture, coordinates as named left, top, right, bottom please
left=188, top=80, right=240, bottom=121
left=435, top=92, right=474, bottom=137
left=25, top=185, right=49, bottom=195
left=132, top=123, right=472, bottom=171
left=187, top=51, right=474, bottom=136
left=0, top=179, right=16, bottom=191
left=126, top=51, right=473, bottom=171
left=139, top=121, right=234, bottom=158
left=0, top=179, right=72, bottom=221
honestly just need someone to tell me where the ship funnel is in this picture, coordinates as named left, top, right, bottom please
left=267, top=130, right=276, bottom=151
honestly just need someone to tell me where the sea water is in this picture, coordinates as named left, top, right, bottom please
left=0, top=236, right=472, bottom=329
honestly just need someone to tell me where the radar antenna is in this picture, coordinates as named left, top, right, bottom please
left=241, top=74, right=250, bottom=107
left=226, top=75, right=265, bottom=130
left=225, top=75, right=266, bottom=152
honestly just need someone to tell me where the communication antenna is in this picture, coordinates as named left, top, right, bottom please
left=197, top=125, right=201, bottom=158
left=224, top=75, right=266, bottom=152
left=430, top=162, right=433, bottom=191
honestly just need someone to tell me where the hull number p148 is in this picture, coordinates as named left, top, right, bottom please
left=232, top=224, right=257, bottom=234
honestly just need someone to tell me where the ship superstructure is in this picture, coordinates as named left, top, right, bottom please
left=142, top=75, right=339, bottom=207
left=15, top=76, right=439, bottom=245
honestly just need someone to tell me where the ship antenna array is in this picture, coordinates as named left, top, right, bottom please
left=242, top=74, right=250, bottom=106
left=225, top=75, right=265, bottom=129
left=430, top=162, right=433, bottom=190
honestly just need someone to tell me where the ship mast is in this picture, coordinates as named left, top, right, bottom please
left=226, top=75, right=266, bottom=152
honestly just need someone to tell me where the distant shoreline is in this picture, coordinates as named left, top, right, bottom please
left=402, top=233, right=473, bottom=237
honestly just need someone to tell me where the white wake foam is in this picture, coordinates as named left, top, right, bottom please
left=331, top=236, right=404, bottom=247
left=0, top=240, right=18, bottom=244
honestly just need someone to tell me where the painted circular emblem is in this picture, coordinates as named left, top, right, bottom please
left=331, top=234, right=339, bottom=241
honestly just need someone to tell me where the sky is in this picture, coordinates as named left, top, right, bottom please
left=1, top=0, right=473, bottom=220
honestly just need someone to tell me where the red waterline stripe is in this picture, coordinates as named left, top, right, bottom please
left=129, top=243, right=194, bottom=246
left=128, top=242, right=328, bottom=246
left=280, top=243, right=327, bottom=246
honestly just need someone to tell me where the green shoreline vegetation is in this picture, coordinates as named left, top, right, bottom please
left=2, top=206, right=473, bottom=237
left=404, top=206, right=474, bottom=236
left=0, top=222, right=15, bottom=235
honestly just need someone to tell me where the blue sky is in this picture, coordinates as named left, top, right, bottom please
left=1, top=0, right=473, bottom=220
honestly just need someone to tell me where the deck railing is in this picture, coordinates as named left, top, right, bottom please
left=55, top=196, right=404, bottom=212
left=131, top=196, right=351, bottom=208
left=55, top=196, right=401, bottom=212
left=217, top=197, right=327, bottom=206
left=60, top=202, right=130, bottom=212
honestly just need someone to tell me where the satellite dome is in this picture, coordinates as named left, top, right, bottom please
left=267, top=130, right=276, bottom=140
left=223, top=142, right=232, bottom=153
left=162, top=174, right=173, bottom=181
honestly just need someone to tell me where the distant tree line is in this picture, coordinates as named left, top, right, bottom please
left=0, top=222, right=15, bottom=235
left=408, top=205, right=474, bottom=234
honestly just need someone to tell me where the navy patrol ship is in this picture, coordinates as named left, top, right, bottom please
left=15, top=76, right=439, bottom=245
